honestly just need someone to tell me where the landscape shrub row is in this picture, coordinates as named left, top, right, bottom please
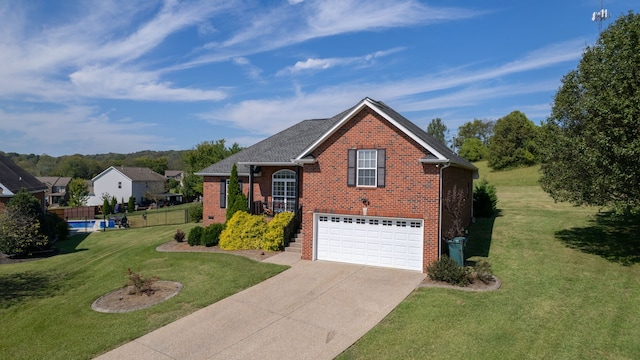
left=219, top=211, right=294, bottom=251
left=182, top=223, right=226, bottom=247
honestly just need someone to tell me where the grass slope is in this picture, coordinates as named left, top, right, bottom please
left=0, top=224, right=287, bottom=359
left=338, top=163, right=640, bottom=359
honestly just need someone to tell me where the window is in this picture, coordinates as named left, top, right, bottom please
left=219, top=178, right=242, bottom=209
left=272, top=170, right=297, bottom=213
left=347, top=149, right=385, bottom=187
left=118, top=181, right=122, bottom=189
left=357, top=150, right=377, bottom=186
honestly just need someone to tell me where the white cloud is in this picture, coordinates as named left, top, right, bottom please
left=0, top=105, right=163, bottom=156
left=198, top=40, right=581, bottom=138
left=277, top=47, right=405, bottom=75
left=189, top=1, right=484, bottom=68
left=0, top=1, right=234, bottom=103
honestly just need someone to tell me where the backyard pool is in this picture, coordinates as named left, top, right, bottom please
left=67, top=219, right=115, bottom=231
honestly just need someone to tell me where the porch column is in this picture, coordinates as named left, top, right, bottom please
left=248, top=165, right=254, bottom=213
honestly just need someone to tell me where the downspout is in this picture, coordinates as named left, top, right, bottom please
left=438, top=161, right=451, bottom=258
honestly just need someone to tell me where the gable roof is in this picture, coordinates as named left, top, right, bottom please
left=37, top=176, right=72, bottom=189
left=92, top=166, right=166, bottom=182
left=0, top=154, right=47, bottom=196
left=196, top=97, right=477, bottom=176
left=196, top=107, right=352, bottom=176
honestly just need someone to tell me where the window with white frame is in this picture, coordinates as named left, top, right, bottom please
left=272, top=170, right=296, bottom=213
left=357, top=150, right=377, bottom=187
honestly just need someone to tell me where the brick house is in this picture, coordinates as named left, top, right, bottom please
left=197, top=98, right=478, bottom=272
left=0, top=154, right=48, bottom=211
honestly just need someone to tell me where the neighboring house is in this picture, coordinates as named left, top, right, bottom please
left=36, top=176, right=71, bottom=207
left=0, top=154, right=48, bottom=210
left=165, top=170, right=184, bottom=185
left=197, top=98, right=478, bottom=273
left=87, top=166, right=166, bottom=207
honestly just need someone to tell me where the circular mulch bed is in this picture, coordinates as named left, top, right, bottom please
left=92, top=281, right=183, bottom=313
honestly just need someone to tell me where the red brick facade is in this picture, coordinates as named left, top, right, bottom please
left=201, top=105, right=474, bottom=273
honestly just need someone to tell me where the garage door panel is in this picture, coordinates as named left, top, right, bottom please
left=316, top=214, right=423, bottom=271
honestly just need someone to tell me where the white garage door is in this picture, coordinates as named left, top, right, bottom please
left=315, top=214, right=424, bottom=271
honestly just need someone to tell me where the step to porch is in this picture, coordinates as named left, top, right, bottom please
left=284, top=231, right=302, bottom=254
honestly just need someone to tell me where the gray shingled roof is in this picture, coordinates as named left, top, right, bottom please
left=196, top=106, right=353, bottom=175
left=367, top=99, right=476, bottom=170
left=196, top=97, right=477, bottom=176
left=0, top=154, right=47, bottom=194
left=94, top=166, right=165, bottom=182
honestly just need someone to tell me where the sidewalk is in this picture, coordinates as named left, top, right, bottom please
left=95, top=253, right=425, bottom=360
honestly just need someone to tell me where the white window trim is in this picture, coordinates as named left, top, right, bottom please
left=272, top=170, right=296, bottom=213
left=356, top=149, right=377, bottom=187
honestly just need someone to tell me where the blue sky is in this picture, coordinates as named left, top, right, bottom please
left=0, top=0, right=636, bottom=156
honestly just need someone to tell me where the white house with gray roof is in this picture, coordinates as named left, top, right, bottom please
left=87, top=166, right=165, bottom=207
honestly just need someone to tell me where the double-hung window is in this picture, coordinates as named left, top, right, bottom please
left=347, top=148, right=386, bottom=187
left=357, top=150, right=377, bottom=187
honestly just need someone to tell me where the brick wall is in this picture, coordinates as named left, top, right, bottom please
left=300, top=107, right=447, bottom=271
left=202, top=166, right=300, bottom=226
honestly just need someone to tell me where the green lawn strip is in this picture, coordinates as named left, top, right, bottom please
left=338, top=168, right=640, bottom=359
left=0, top=224, right=287, bottom=360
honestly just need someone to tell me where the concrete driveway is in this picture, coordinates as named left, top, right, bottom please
left=95, top=252, right=425, bottom=360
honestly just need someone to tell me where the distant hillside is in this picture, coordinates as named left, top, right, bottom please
left=0, top=150, right=187, bottom=179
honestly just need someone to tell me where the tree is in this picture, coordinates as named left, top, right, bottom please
left=458, top=138, right=488, bottom=162
left=52, top=155, right=102, bottom=179
left=133, top=156, right=168, bottom=175
left=182, top=139, right=243, bottom=198
left=454, top=118, right=494, bottom=157
left=0, top=189, right=48, bottom=256
left=68, top=178, right=89, bottom=207
left=455, top=119, right=494, bottom=149
left=426, top=118, right=448, bottom=146
left=487, top=111, right=538, bottom=170
left=540, top=12, right=640, bottom=210
left=226, top=163, right=247, bottom=221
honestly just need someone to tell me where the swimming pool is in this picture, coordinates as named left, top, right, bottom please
left=67, top=219, right=115, bottom=231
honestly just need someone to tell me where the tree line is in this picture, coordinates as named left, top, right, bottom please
left=426, top=110, right=539, bottom=172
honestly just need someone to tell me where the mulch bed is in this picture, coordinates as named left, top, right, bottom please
left=418, top=276, right=501, bottom=292
left=156, top=241, right=280, bottom=262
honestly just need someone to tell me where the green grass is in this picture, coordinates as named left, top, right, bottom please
left=338, top=164, right=640, bottom=359
left=0, top=223, right=287, bottom=360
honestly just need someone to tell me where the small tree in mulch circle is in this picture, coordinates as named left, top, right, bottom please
left=126, top=268, right=159, bottom=296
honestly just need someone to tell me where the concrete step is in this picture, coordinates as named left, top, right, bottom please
left=285, top=241, right=302, bottom=253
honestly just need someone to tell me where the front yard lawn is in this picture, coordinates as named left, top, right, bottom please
left=338, top=164, right=640, bottom=359
left=0, top=223, right=287, bottom=360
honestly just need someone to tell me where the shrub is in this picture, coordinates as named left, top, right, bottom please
left=202, top=223, right=225, bottom=247
left=44, top=212, right=69, bottom=242
left=174, top=229, right=186, bottom=242
left=126, top=268, right=159, bottom=296
left=468, top=258, right=494, bottom=284
left=426, top=256, right=470, bottom=286
left=219, top=211, right=267, bottom=250
left=128, top=196, right=135, bottom=213
left=188, top=202, right=203, bottom=222
left=263, top=211, right=296, bottom=251
left=188, top=226, right=204, bottom=246
left=473, top=179, right=498, bottom=218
